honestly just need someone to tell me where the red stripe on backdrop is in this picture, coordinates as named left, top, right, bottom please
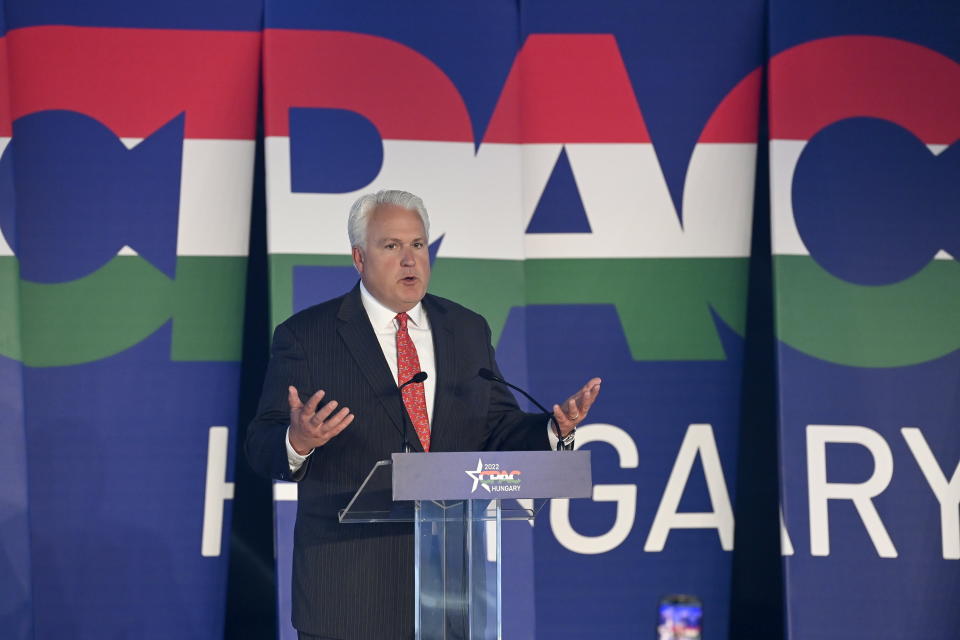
left=483, top=34, right=651, bottom=143
left=769, top=35, right=960, bottom=144
left=263, top=29, right=473, bottom=141
left=699, top=67, right=762, bottom=143
left=2, top=26, right=260, bottom=139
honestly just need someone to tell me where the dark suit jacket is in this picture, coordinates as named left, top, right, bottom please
left=246, top=285, right=549, bottom=639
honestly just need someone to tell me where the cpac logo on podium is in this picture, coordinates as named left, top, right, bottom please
left=465, top=459, right=523, bottom=494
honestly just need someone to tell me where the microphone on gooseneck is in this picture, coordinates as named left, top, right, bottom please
left=398, top=371, right=428, bottom=453
left=478, top=368, right=571, bottom=450
left=477, top=368, right=551, bottom=414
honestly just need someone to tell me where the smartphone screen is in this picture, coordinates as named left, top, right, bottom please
left=657, top=595, right=702, bottom=640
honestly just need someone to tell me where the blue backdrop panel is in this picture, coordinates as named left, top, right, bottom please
left=0, top=1, right=261, bottom=638
left=264, top=1, right=763, bottom=638
left=0, top=355, right=31, bottom=638
left=770, top=1, right=960, bottom=638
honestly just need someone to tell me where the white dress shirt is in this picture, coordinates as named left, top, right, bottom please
left=286, top=284, right=559, bottom=470
left=357, top=282, right=437, bottom=423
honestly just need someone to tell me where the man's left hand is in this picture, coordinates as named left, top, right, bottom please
left=552, top=377, right=602, bottom=438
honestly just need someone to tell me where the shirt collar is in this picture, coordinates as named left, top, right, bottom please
left=359, top=281, right=427, bottom=330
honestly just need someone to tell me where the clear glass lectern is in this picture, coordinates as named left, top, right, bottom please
left=339, top=451, right=592, bottom=640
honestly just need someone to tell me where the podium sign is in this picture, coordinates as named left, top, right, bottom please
left=392, top=450, right=592, bottom=501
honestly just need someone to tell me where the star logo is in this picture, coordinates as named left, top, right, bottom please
left=465, top=458, right=490, bottom=494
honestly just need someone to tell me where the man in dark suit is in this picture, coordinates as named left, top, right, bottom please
left=246, top=190, right=601, bottom=640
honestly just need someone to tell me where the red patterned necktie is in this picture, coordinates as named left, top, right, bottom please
left=395, top=312, right=430, bottom=451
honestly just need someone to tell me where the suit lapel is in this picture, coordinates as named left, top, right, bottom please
left=337, top=286, right=424, bottom=453
left=424, top=295, right=456, bottom=449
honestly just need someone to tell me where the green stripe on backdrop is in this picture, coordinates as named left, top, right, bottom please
left=774, top=256, right=960, bottom=367
left=268, top=253, right=355, bottom=330
left=269, top=255, right=749, bottom=361
left=0, top=256, right=246, bottom=367
left=0, top=256, right=22, bottom=361
left=267, top=254, right=527, bottom=340
left=170, top=257, right=248, bottom=362
left=526, top=258, right=748, bottom=361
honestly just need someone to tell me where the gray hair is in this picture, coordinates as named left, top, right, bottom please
left=348, top=190, right=430, bottom=250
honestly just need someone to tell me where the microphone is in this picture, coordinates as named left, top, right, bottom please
left=478, top=368, right=572, bottom=451
left=477, top=368, right=551, bottom=414
left=403, top=371, right=429, bottom=386
left=398, top=371, right=428, bottom=453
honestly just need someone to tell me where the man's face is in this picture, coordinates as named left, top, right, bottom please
left=352, top=204, right=430, bottom=313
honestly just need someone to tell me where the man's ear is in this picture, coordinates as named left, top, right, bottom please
left=351, top=246, right=364, bottom=274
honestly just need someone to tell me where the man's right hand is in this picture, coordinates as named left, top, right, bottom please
left=288, top=386, right=355, bottom=455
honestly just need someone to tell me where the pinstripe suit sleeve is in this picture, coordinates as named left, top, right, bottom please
left=246, top=322, right=313, bottom=482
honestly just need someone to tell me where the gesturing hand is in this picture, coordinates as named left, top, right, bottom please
left=288, top=386, right=355, bottom=456
left=552, top=377, right=602, bottom=438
